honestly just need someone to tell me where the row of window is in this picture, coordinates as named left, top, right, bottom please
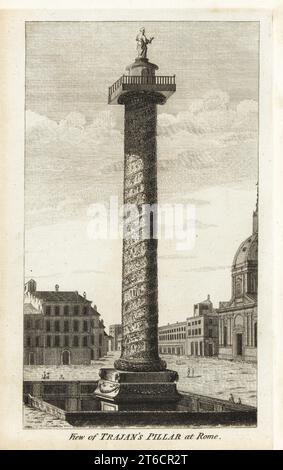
left=26, top=335, right=95, bottom=348
left=159, top=346, right=185, bottom=355
left=45, top=320, right=90, bottom=333
left=159, top=333, right=186, bottom=341
left=45, top=305, right=89, bottom=316
left=159, top=327, right=186, bottom=336
left=25, top=319, right=97, bottom=332
left=188, top=328, right=202, bottom=336
left=188, top=319, right=202, bottom=326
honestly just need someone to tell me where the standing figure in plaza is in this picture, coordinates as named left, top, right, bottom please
left=136, top=27, right=154, bottom=59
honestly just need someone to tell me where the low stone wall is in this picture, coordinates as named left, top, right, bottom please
left=178, top=390, right=254, bottom=413
left=27, top=394, right=66, bottom=420
left=24, top=380, right=99, bottom=412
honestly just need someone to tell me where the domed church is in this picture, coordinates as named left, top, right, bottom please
left=217, top=196, right=258, bottom=362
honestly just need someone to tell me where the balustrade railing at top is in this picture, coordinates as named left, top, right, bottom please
left=109, top=75, right=176, bottom=98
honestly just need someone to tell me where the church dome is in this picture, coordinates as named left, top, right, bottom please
left=232, top=232, right=258, bottom=268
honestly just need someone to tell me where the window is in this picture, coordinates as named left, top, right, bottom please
left=99, top=333, right=102, bottom=346
left=26, top=337, right=31, bottom=347
left=26, top=319, right=31, bottom=329
left=209, top=319, right=213, bottom=325
left=73, top=320, right=79, bottom=332
left=54, top=320, right=60, bottom=332
left=188, top=329, right=191, bottom=336
left=198, top=328, right=201, bottom=335
left=35, top=336, right=40, bottom=347
left=83, top=306, right=88, bottom=315
left=74, top=305, right=79, bottom=316
left=64, top=336, right=69, bottom=347
left=208, top=328, right=212, bottom=338
left=45, top=320, right=51, bottom=332
left=45, top=306, right=51, bottom=316
left=83, top=321, right=88, bottom=332
left=54, top=335, right=60, bottom=347
left=83, top=336, right=88, bottom=347
left=35, top=319, right=41, bottom=329
left=73, top=336, right=79, bottom=347
left=91, top=335, right=94, bottom=345
left=46, top=336, right=51, bottom=347
left=64, top=305, right=69, bottom=316
left=64, top=320, right=69, bottom=332
left=54, top=306, right=60, bottom=316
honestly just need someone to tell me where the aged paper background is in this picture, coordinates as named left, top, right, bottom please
left=0, top=0, right=282, bottom=450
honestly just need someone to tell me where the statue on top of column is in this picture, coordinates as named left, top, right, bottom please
left=136, top=27, right=154, bottom=59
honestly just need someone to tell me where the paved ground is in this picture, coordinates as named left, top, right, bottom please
left=24, top=352, right=257, bottom=406
left=163, top=354, right=257, bottom=406
left=23, top=405, right=72, bottom=429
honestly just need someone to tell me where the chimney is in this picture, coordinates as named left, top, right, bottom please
left=207, top=294, right=210, bottom=301
left=55, top=284, right=59, bottom=292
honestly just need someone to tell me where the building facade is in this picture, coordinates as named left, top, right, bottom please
left=158, top=321, right=187, bottom=356
left=24, top=280, right=108, bottom=365
left=109, top=324, right=122, bottom=351
left=186, top=296, right=219, bottom=357
left=217, top=199, right=258, bottom=362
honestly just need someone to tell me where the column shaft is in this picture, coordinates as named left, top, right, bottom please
left=115, top=91, right=166, bottom=372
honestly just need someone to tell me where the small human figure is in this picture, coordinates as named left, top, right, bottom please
left=46, top=371, right=50, bottom=380
left=59, top=374, right=64, bottom=380
left=187, top=367, right=190, bottom=377
left=229, top=393, right=235, bottom=403
left=42, top=371, right=46, bottom=380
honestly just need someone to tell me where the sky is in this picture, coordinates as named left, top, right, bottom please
left=25, top=21, right=259, bottom=329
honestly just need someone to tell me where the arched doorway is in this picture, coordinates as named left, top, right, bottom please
left=61, top=350, right=71, bottom=365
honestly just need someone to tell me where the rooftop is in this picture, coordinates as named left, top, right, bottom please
left=32, top=291, right=91, bottom=303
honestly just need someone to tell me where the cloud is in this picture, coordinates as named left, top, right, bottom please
left=60, top=112, right=86, bottom=129
left=25, top=109, right=124, bottom=227
left=158, top=90, right=258, bottom=137
left=25, top=89, right=258, bottom=228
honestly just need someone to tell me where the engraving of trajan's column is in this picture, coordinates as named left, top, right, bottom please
left=95, top=30, right=178, bottom=409
left=116, top=30, right=175, bottom=372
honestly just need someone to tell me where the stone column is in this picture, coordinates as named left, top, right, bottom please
left=94, top=56, right=179, bottom=410
left=114, top=91, right=166, bottom=373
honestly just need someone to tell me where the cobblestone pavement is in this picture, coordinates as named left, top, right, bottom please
left=24, top=352, right=256, bottom=406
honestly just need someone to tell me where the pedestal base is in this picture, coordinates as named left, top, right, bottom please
left=94, top=368, right=180, bottom=411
